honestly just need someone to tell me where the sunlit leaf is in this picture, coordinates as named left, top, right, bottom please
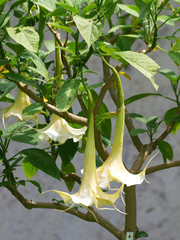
left=6, top=27, right=39, bottom=53
left=22, top=159, right=38, bottom=179
left=31, top=0, right=58, bottom=11
left=112, top=51, right=160, bottom=90
left=73, top=15, right=104, bottom=48
left=117, top=4, right=139, bottom=17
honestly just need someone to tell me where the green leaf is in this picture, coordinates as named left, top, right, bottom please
left=27, top=180, right=42, bottom=193
left=117, top=4, right=139, bottom=17
left=57, top=2, right=78, bottom=14
left=146, top=116, right=158, bottom=130
left=3, top=72, right=37, bottom=87
left=24, top=50, right=50, bottom=80
left=56, top=79, right=80, bottom=112
left=96, top=155, right=103, bottom=167
left=101, top=135, right=112, bottom=148
left=3, top=121, right=27, bottom=136
left=73, top=15, right=104, bottom=48
left=64, top=0, right=83, bottom=10
left=47, top=6, right=66, bottom=16
left=157, top=15, right=174, bottom=26
left=61, top=162, right=76, bottom=191
left=116, top=35, right=133, bottom=51
left=47, top=23, right=73, bottom=34
left=130, top=128, right=148, bottom=136
left=171, top=39, right=180, bottom=52
left=4, top=122, right=39, bottom=146
left=22, top=159, right=38, bottom=179
left=157, top=140, right=173, bottom=161
left=168, top=51, right=180, bottom=65
left=58, top=139, right=79, bottom=166
left=164, top=108, right=180, bottom=134
left=0, top=79, right=16, bottom=101
left=23, top=103, right=44, bottom=119
left=0, top=181, right=10, bottom=187
left=108, top=25, right=133, bottom=34
left=0, top=0, right=8, bottom=6
left=81, top=3, right=97, bottom=17
left=130, top=113, right=147, bottom=124
left=112, top=51, right=160, bottom=90
left=0, top=59, right=10, bottom=65
left=0, top=93, right=14, bottom=103
left=6, top=27, right=39, bottom=53
left=31, top=0, right=58, bottom=11
left=158, top=69, right=177, bottom=84
left=20, top=148, right=60, bottom=180
left=99, top=41, right=120, bottom=55
left=139, top=4, right=153, bottom=37
left=96, top=111, right=118, bottom=122
left=125, top=92, right=176, bottom=105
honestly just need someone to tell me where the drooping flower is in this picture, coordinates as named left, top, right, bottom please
left=96, top=103, right=155, bottom=189
left=2, top=88, right=31, bottom=127
left=44, top=93, right=123, bottom=212
left=97, top=56, right=156, bottom=189
left=38, top=113, right=87, bottom=144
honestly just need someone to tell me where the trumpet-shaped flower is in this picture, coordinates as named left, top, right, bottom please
left=2, top=88, right=31, bottom=126
left=38, top=113, right=87, bottom=144
left=44, top=95, right=123, bottom=212
left=96, top=103, right=154, bottom=189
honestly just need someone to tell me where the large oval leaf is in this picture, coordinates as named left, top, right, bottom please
left=73, top=15, right=104, bottom=48
left=20, top=148, right=60, bottom=180
left=6, top=26, right=39, bottom=52
left=112, top=51, right=160, bottom=90
left=56, top=79, right=80, bottom=112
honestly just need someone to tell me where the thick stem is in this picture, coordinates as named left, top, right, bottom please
left=124, top=186, right=136, bottom=240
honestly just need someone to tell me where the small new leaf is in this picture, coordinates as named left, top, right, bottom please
left=157, top=140, right=173, bottom=161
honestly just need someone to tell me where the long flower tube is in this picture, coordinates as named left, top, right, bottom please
left=2, top=88, right=31, bottom=127
left=44, top=93, right=123, bottom=212
left=96, top=57, right=156, bottom=189
left=38, top=113, right=87, bottom=144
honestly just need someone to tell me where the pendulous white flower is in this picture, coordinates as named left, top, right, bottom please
left=44, top=93, right=123, bottom=212
left=96, top=103, right=155, bottom=189
left=2, top=88, right=31, bottom=127
left=96, top=56, right=157, bottom=189
left=38, top=113, right=87, bottom=144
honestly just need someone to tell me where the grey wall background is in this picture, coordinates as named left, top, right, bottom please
left=0, top=1, right=180, bottom=240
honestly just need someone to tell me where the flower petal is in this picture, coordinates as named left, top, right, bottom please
left=38, top=114, right=87, bottom=144
left=43, top=93, right=122, bottom=211
left=2, top=88, right=31, bottom=127
left=96, top=104, right=156, bottom=188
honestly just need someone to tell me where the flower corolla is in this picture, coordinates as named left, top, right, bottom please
left=2, top=88, right=31, bottom=127
left=96, top=103, right=154, bottom=189
left=44, top=96, right=123, bottom=212
left=38, top=113, right=87, bottom=144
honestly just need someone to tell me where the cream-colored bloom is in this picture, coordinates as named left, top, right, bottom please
left=96, top=103, right=154, bottom=189
left=2, top=88, right=31, bottom=126
left=44, top=97, right=122, bottom=211
left=38, top=113, right=87, bottom=144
